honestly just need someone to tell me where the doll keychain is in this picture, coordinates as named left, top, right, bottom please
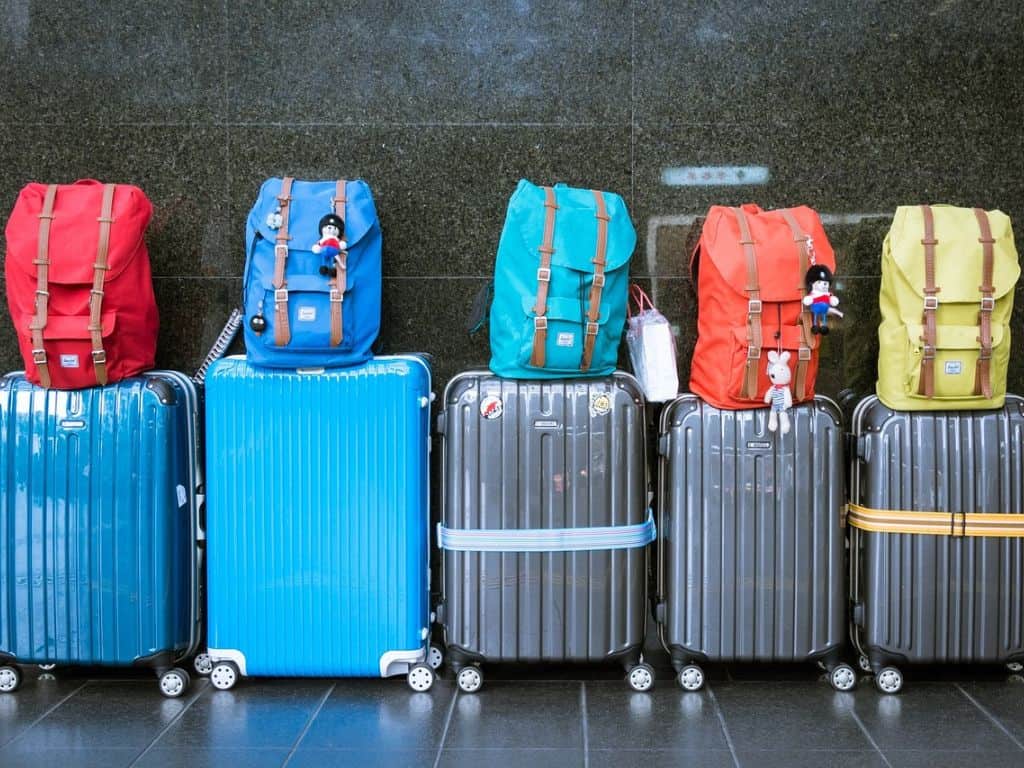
left=312, top=214, right=346, bottom=277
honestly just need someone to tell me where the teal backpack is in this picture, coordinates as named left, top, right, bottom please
left=488, top=180, right=636, bottom=378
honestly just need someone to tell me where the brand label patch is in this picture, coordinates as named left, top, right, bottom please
left=59, top=354, right=80, bottom=368
left=590, top=393, right=612, bottom=416
left=945, top=361, right=962, bottom=375
left=480, top=395, right=504, bottom=420
left=556, top=332, right=575, bottom=347
left=297, top=306, right=317, bottom=322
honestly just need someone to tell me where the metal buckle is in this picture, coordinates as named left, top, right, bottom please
left=922, top=344, right=936, bottom=359
left=534, top=317, right=548, bottom=331
left=592, top=273, right=606, bottom=288
left=274, top=244, right=289, bottom=258
left=747, top=299, right=763, bottom=315
left=274, top=288, right=289, bottom=304
left=746, top=347, right=761, bottom=360
left=586, top=322, right=599, bottom=336
left=980, top=296, right=995, bottom=312
left=536, top=267, right=551, bottom=283
left=923, top=296, right=939, bottom=311
left=90, top=289, right=104, bottom=298
left=329, top=289, right=342, bottom=303
left=35, top=289, right=49, bottom=297
left=979, top=347, right=993, bottom=360
left=31, top=349, right=47, bottom=364
left=798, top=347, right=812, bottom=361
left=91, top=350, right=107, bottom=365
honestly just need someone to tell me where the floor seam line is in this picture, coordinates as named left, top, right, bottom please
left=847, top=704, right=894, bottom=768
left=706, top=685, right=741, bottom=768
left=280, top=681, right=336, bottom=767
left=1, top=680, right=89, bottom=747
left=954, top=683, right=1024, bottom=751
left=432, top=687, right=459, bottom=768
left=126, top=680, right=211, bottom=768
left=581, top=681, right=589, bottom=768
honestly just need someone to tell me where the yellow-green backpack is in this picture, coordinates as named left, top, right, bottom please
left=878, top=204, right=1020, bottom=410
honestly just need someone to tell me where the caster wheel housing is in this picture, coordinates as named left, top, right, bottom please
left=159, top=668, right=190, bottom=698
left=457, top=666, right=484, bottom=693
left=210, top=661, right=239, bottom=691
left=427, top=644, right=444, bottom=671
left=875, top=666, right=903, bottom=694
left=830, top=663, right=857, bottom=692
left=627, top=663, right=655, bottom=692
left=678, top=664, right=704, bottom=692
left=0, top=666, right=21, bottom=693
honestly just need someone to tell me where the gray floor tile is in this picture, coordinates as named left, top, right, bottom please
left=136, top=747, right=290, bottom=768
left=9, top=680, right=204, bottom=750
left=289, top=749, right=437, bottom=768
left=0, top=746, right=140, bottom=768
left=713, top=682, right=871, bottom=751
left=298, top=679, right=454, bottom=751
left=151, top=679, right=331, bottom=750
left=853, top=683, right=1022, bottom=752
left=0, top=677, right=86, bottom=747
left=442, top=682, right=581, bottom=749
left=735, top=750, right=888, bottom=768
left=585, top=682, right=729, bottom=751
left=956, top=680, right=1024, bottom=745
left=436, top=748, right=584, bottom=768
left=590, top=748, right=736, bottom=768
left=883, top=751, right=1024, bottom=768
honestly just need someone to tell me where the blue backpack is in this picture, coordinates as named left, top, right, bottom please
left=242, top=177, right=381, bottom=368
left=489, top=180, right=636, bottom=378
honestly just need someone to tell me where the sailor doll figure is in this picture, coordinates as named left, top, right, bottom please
left=312, top=213, right=347, bottom=277
left=802, top=264, right=843, bottom=335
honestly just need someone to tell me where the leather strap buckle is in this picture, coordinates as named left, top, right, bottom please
left=978, top=346, right=993, bottom=360
left=592, top=273, right=606, bottom=287
left=274, top=244, right=289, bottom=258
left=747, top=347, right=761, bottom=361
left=329, top=289, right=342, bottom=303
left=31, top=349, right=47, bottom=364
left=91, top=349, right=107, bottom=364
left=798, top=347, right=812, bottom=361
left=747, top=299, right=763, bottom=315
left=534, top=317, right=548, bottom=331
left=980, top=296, right=995, bottom=312
left=923, top=296, right=939, bottom=311
left=585, top=321, right=599, bottom=337
left=90, top=289, right=104, bottom=298
left=274, top=288, right=289, bottom=304
left=35, top=289, right=49, bottom=297
left=922, top=344, right=936, bottom=359
left=536, top=267, right=551, bottom=282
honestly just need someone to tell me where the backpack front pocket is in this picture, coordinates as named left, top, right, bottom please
left=727, top=324, right=812, bottom=403
left=258, top=273, right=353, bottom=351
left=518, top=295, right=609, bottom=373
left=903, top=323, right=1007, bottom=400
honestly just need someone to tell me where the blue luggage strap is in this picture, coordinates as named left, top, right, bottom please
left=437, top=511, right=656, bottom=553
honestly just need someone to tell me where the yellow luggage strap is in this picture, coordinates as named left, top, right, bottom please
left=846, top=503, right=1024, bottom=538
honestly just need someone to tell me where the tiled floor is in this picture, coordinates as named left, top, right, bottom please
left=1, top=662, right=1022, bottom=768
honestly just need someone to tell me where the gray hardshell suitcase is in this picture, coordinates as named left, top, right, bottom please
left=849, top=395, right=1024, bottom=694
left=656, top=394, right=851, bottom=691
left=437, top=371, right=654, bottom=692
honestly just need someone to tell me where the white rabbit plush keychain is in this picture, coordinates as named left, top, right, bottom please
left=764, top=350, right=793, bottom=434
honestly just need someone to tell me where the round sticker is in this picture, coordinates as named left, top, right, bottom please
left=591, top=393, right=611, bottom=416
left=480, top=395, right=504, bottom=420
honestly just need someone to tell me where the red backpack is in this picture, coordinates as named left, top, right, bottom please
left=5, top=181, right=158, bottom=389
left=689, top=204, right=836, bottom=410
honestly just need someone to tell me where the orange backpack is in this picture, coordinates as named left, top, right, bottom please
left=689, top=204, right=836, bottom=410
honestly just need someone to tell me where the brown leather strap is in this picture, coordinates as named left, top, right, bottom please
left=732, top=207, right=762, bottom=399
left=918, top=205, right=939, bottom=397
left=780, top=209, right=816, bottom=401
left=87, top=184, right=116, bottom=385
left=272, top=177, right=294, bottom=346
left=973, top=208, right=995, bottom=398
left=529, top=186, right=558, bottom=368
left=580, top=190, right=610, bottom=371
left=30, top=184, right=58, bottom=388
left=328, top=179, right=347, bottom=346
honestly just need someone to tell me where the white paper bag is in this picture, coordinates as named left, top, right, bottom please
left=626, top=285, right=679, bottom=402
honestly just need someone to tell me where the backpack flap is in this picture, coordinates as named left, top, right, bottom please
left=249, top=178, right=377, bottom=250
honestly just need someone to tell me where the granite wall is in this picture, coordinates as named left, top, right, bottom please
left=2, top=1, right=1022, bottom=401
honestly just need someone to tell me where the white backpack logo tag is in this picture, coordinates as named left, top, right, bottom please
left=297, top=306, right=317, bottom=322
left=59, top=354, right=80, bottom=368
left=556, top=332, right=575, bottom=348
left=945, top=361, right=963, bottom=375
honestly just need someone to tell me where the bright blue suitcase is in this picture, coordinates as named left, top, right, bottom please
left=203, top=356, right=437, bottom=690
left=0, top=371, right=202, bottom=697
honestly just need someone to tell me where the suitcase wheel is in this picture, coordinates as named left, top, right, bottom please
left=0, top=666, right=21, bottom=694
left=427, top=644, right=444, bottom=671
left=858, top=655, right=872, bottom=673
left=210, top=661, right=239, bottom=691
left=829, top=664, right=857, bottom=692
left=626, top=663, right=655, bottom=692
left=875, top=666, right=903, bottom=695
left=456, top=665, right=484, bottom=694
left=407, top=664, right=435, bottom=693
left=193, top=653, right=214, bottom=676
left=677, top=664, right=705, bottom=692
left=1007, top=662, right=1023, bottom=673
left=38, top=664, right=56, bottom=672
left=158, top=668, right=191, bottom=698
